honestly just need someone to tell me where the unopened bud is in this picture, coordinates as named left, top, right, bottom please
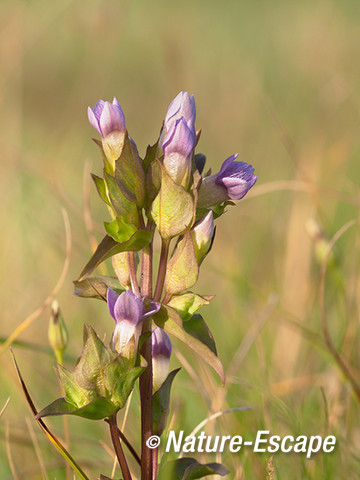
left=191, top=211, right=215, bottom=264
left=48, top=300, right=68, bottom=363
left=152, top=328, right=172, bottom=392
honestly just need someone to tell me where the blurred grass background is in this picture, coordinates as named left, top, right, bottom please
left=1, top=0, right=360, bottom=478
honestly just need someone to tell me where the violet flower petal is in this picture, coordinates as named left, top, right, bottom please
left=107, top=288, right=119, bottom=321
left=113, top=290, right=144, bottom=326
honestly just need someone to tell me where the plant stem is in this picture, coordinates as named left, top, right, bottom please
left=104, top=418, right=141, bottom=466
left=139, top=317, right=154, bottom=480
left=109, top=414, right=132, bottom=480
left=141, top=222, right=154, bottom=298
left=153, top=238, right=170, bottom=302
left=128, top=252, right=140, bottom=296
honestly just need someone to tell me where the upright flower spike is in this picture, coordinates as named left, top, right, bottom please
left=162, top=117, right=196, bottom=186
left=88, top=97, right=126, bottom=170
left=197, top=154, right=258, bottom=208
left=107, top=289, right=159, bottom=360
left=152, top=328, right=172, bottom=392
left=191, top=211, right=215, bottom=264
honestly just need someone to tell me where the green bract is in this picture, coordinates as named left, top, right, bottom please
left=151, top=164, right=194, bottom=239
left=37, top=325, right=144, bottom=421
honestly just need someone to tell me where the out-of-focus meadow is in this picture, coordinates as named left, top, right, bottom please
left=1, top=0, right=360, bottom=478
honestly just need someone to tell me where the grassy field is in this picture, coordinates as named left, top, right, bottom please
left=1, top=0, right=360, bottom=478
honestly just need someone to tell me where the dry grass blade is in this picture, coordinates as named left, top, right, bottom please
left=26, top=416, right=50, bottom=480
left=319, top=219, right=360, bottom=403
left=0, top=397, right=10, bottom=418
left=5, top=421, right=19, bottom=480
left=178, top=407, right=250, bottom=459
left=0, top=208, right=71, bottom=356
left=11, top=350, right=90, bottom=480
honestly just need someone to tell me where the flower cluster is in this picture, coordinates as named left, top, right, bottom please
left=38, top=91, right=258, bottom=480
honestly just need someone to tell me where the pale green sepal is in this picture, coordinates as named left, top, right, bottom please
left=151, top=164, right=194, bottom=239
left=168, top=293, right=214, bottom=322
left=164, top=230, right=199, bottom=296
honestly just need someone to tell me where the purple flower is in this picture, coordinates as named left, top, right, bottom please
left=162, top=117, right=196, bottom=185
left=152, top=327, right=172, bottom=391
left=107, top=289, right=159, bottom=358
left=198, top=154, right=258, bottom=207
left=88, top=97, right=125, bottom=138
left=164, top=91, right=196, bottom=131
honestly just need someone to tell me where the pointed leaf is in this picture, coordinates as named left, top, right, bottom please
left=144, top=140, right=159, bottom=170
left=154, top=306, right=225, bottom=384
left=36, top=396, right=117, bottom=420
left=112, top=366, right=145, bottom=408
left=78, top=231, right=153, bottom=281
left=153, top=368, right=180, bottom=436
left=183, top=314, right=217, bottom=355
left=164, top=231, right=199, bottom=296
left=168, top=293, right=213, bottom=322
left=145, top=159, right=162, bottom=208
left=91, top=174, right=111, bottom=206
left=151, top=164, right=194, bottom=239
left=104, top=172, right=139, bottom=225
left=158, top=458, right=229, bottom=480
left=56, top=365, right=96, bottom=407
left=75, top=325, right=115, bottom=396
left=115, top=131, right=145, bottom=206
left=104, top=218, right=137, bottom=243
left=73, top=275, right=124, bottom=300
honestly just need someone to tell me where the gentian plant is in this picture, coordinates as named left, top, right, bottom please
left=36, top=91, right=258, bottom=480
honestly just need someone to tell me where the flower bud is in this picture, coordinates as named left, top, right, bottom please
left=197, top=154, right=258, bottom=208
left=87, top=97, right=126, bottom=169
left=162, top=117, right=196, bottom=186
left=107, top=289, right=160, bottom=360
left=48, top=300, right=68, bottom=364
left=165, top=91, right=196, bottom=131
left=152, top=327, right=172, bottom=392
left=191, top=211, right=215, bottom=263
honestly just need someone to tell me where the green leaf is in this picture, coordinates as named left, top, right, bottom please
left=77, top=231, right=153, bottom=281
left=104, top=355, right=133, bottom=392
left=158, top=458, right=229, bottom=480
left=74, top=325, right=115, bottom=396
left=73, top=275, right=124, bottom=300
left=164, top=231, right=199, bottom=296
left=104, top=218, right=137, bottom=243
left=145, top=159, right=162, bottom=208
left=36, top=396, right=117, bottom=421
left=91, top=174, right=111, bottom=206
left=115, top=131, right=146, bottom=207
left=196, top=201, right=235, bottom=222
left=144, top=140, right=159, bottom=170
left=151, top=164, right=194, bottom=239
left=168, top=293, right=214, bottom=322
left=153, top=368, right=180, bottom=436
left=112, top=366, right=145, bottom=408
left=104, top=172, right=139, bottom=225
left=56, top=365, right=96, bottom=408
left=153, top=306, right=225, bottom=384
left=183, top=314, right=217, bottom=355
